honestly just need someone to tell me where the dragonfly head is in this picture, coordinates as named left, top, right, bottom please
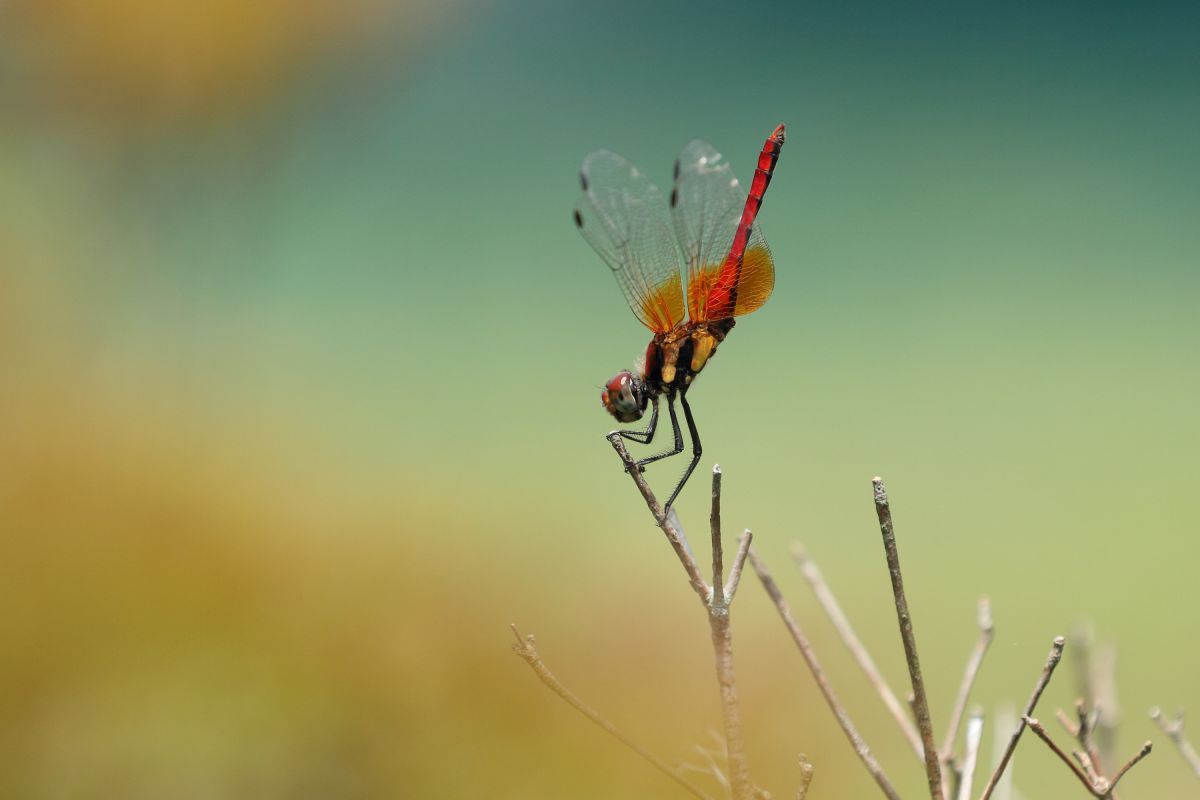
left=601, top=371, right=647, bottom=423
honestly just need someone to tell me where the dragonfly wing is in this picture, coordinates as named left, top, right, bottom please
left=574, top=150, right=685, bottom=334
left=671, top=136, right=777, bottom=321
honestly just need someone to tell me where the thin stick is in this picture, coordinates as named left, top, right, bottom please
left=1150, top=707, right=1200, bottom=778
left=1024, top=716, right=1152, bottom=798
left=1024, top=716, right=1098, bottom=795
left=608, top=433, right=710, bottom=604
left=705, top=465, right=751, bottom=800
left=510, top=625, right=715, bottom=800
left=978, top=636, right=1066, bottom=800
left=792, top=543, right=924, bottom=761
left=1107, top=741, right=1152, bottom=793
left=988, top=705, right=1018, bottom=800
left=956, top=709, right=985, bottom=800
left=796, top=755, right=815, bottom=800
left=709, top=606, right=751, bottom=798
left=750, top=549, right=902, bottom=800
left=941, top=598, right=995, bottom=762
left=725, top=530, right=753, bottom=601
left=608, top=438, right=756, bottom=798
left=711, top=466, right=726, bottom=608
left=872, top=477, right=944, bottom=800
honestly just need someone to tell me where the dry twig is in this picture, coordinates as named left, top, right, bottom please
left=1023, top=716, right=1151, bottom=797
left=979, top=636, right=1066, bottom=800
left=750, top=550, right=902, bottom=800
left=791, top=543, right=925, bottom=761
left=607, top=437, right=757, bottom=799
left=956, top=709, right=985, bottom=800
left=510, top=625, right=715, bottom=800
left=795, top=755, right=815, bottom=800
left=1150, top=707, right=1200, bottom=779
left=942, top=598, right=995, bottom=763
left=872, top=477, right=944, bottom=800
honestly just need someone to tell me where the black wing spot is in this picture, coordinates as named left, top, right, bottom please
left=673, top=159, right=680, bottom=181
left=669, top=188, right=678, bottom=208
left=579, top=170, right=589, bottom=191
left=573, top=209, right=584, bottom=228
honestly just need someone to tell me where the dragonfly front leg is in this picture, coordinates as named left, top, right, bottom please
left=634, top=392, right=684, bottom=473
left=616, top=394, right=659, bottom=446
left=662, top=390, right=702, bottom=514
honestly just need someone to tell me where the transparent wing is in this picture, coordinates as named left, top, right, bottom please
left=671, top=139, right=774, bottom=321
left=573, top=150, right=685, bottom=334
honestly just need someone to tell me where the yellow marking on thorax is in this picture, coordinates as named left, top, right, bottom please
left=690, top=332, right=717, bottom=373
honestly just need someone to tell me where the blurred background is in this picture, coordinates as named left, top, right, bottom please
left=1, top=0, right=1198, bottom=797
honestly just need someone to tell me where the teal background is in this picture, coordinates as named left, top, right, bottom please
left=1, top=0, right=1198, bottom=796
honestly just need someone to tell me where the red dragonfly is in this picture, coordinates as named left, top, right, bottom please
left=574, top=124, right=786, bottom=512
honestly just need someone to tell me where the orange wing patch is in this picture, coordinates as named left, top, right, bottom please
left=731, top=243, right=774, bottom=317
left=639, top=276, right=685, bottom=334
left=687, top=244, right=775, bottom=321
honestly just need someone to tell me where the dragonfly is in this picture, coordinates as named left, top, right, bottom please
left=574, top=124, right=787, bottom=513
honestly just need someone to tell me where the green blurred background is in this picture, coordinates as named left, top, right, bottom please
left=2, top=0, right=1198, bottom=797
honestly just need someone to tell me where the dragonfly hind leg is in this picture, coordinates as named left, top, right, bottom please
left=632, top=392, right=684, bottom=473
left=662, top=390, right=702, bottom=514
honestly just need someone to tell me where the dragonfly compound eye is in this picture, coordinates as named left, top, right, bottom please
left=601, top=372, right=644, bottom=423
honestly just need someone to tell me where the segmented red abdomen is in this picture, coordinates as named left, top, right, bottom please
left=705, top=124, right=786, bottom=319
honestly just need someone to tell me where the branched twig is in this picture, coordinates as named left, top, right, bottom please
left=979, top=636, right=1066, bottom=800
left=1150, top=707, right=1200, bottom=778
left=606, top=442, right=755, bottom=799
left=750, top=549, right=902, bottom=800
left=872, top=477, right=944, bottom=800
left=510, top=625, right=715, bottom=800
left=1024, top=716, right=1098, bottom=795
left=1024, top=716, right=1151, bottom=797
left=791, top=543, right=924, bottom=761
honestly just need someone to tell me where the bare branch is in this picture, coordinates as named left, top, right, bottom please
left=605, top=441, right=758, bottom=798
left=725, top=530, right=753, bottom=601
left=796, top=755, right=815, bottom=800
left=1150, top=707, right=1200, bottom=779
left=872, top=476, right=944, bottom=800
left=709, top=608, right=751, bottom=798
left=942, top=597, right=995, bottom=762
left=510, top=625, right=715, bottom=800
left=956, top=709, right=985, bottom=800
left=792, top=543, right=924, bottom=761
left=988, top=705, right=1018, bottom=800
left=607, top=433, right=711, bottom=604
left=702, top=461, right=750, bottom=799
left=749, top=549, right=902, bottom=800
left=1107, top=741, right=1152, bottom=793
left=979, top=636, right=1066, bottom=800
left=1023, top=716, right=1098, bottom=795
left=1024, top=715, right=1151, bottom=798
left=711, top=466, right=726, bottom=608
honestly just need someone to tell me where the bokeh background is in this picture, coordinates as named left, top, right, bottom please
left=2, top=0, right=1198, bottom=797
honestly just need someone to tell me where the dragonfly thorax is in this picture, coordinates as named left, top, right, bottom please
left=643, top=319, right=735, bottom=394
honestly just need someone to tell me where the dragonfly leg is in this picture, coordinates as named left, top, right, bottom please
left=633, top=392, right=684, bottom=473
left=616, top=394, right=659, bottom=446
left=662, top=390, right=702, bottom=514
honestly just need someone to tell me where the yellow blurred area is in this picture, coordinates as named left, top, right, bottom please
left=4, top=0, right=444, bottom=132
